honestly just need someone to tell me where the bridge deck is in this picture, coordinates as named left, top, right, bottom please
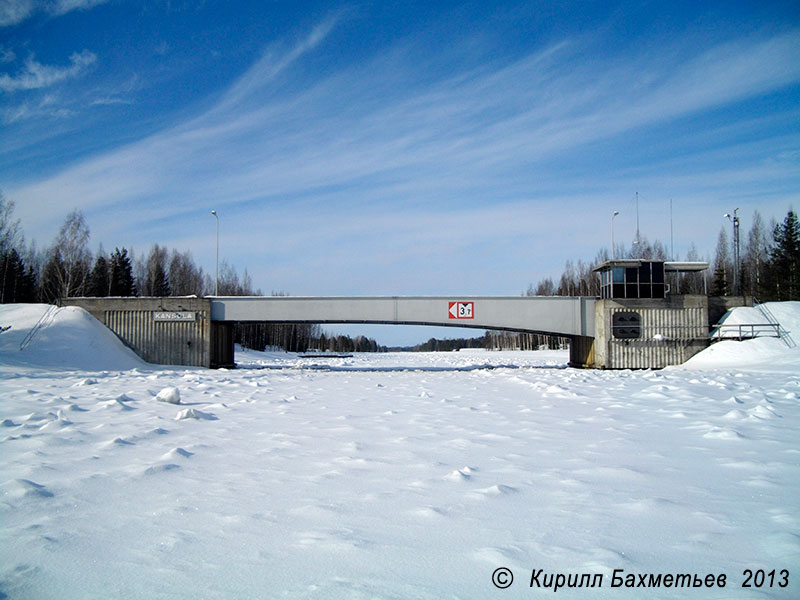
left=210, top=296, right=595, bottom=338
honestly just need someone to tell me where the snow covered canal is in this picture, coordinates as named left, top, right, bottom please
left=1, top=304, right=799, bottom=599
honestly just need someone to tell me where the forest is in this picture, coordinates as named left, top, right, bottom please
left=1, top=192, right=798, bottom=352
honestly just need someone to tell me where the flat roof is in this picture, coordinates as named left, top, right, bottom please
left=664, top=261, right=709, bottom=272
left=593, top=260, right=709, bottom=273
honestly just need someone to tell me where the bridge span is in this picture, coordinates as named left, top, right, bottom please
left=210, top=296, right=595, bottom=338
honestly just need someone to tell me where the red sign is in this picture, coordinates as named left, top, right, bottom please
left=448, top=301, right=474, bottom=319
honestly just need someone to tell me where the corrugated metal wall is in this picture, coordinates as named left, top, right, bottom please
left=606, top=304, right=708, bottom=369
left=105, top=310, right=210, bottom=367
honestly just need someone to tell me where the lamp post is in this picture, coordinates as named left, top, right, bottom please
left=724, top=208, right=740, bottom=296
left=211, top=210, right=219, bottom=296
left=611, top=210, right=620, bottom=260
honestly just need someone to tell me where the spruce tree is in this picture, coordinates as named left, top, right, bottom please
left=768, top=210, right=800, bottom=300
left=109, top=248, right=135, bottom=296
left=88, top=255, right=110, bottom=297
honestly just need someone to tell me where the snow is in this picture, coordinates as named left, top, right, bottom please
left=0, top=304, right=145, bottom=372
left=684, top=301, right=800, bottom=371
left=156, top=386, right=182, bottom=404
left=1, top=303, right=799, bottom=599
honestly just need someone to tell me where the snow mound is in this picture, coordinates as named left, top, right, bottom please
left=175, top=408, right=217, bottom=421
left=0, top=304, right=146, bottom=372
left=681, top=301, right=800, bottom=371
left=155, top=387, right=181, bottom=404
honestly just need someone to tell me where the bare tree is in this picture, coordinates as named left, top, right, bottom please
left=711, top=227, right=731, bottom=296
left=142, top=244, right=170, bottom=296
left=742, top=210, right=770, bottom=297
left=168, top=249, right=204, bottom=296
left=0, top=192, right=21, bottom=257
left=44, top=210, right=91, bottom=298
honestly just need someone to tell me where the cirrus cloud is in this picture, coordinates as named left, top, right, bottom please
left=0, top=50, right=97, bottom=92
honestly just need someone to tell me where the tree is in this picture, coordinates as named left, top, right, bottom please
left=767, top=210, right=800, bottom=300
left=741, top=211, right=770, bottom=298
left=0, top=248, right=36, bottom=303
left=109, top=248, right=136, bottom=296
left=168, top=249, right=204, bottom=296
left=711, top=227, right=731, bottom=296
left=47, top=210, right=91, bottom=298
left=0, top=192, right=20, bottom=258
left=207, top=260, right=260, bottom=296
left=40, top=249, right=65, bottom=302
left=142, top=244, right=170, bottom=296
left=0, top=193, right=29, bottom=303
left=88, top=251, right=110, bottom=297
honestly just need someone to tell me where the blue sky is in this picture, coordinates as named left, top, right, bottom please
left=1, top=1, right=799, bottom=345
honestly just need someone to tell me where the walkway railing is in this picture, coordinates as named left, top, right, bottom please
left=710, top=323, right=780, bottom=341
left=754, top=298, right=796, bottom=348
left=709, top=299, right=795, bottom=347
left=19, top=304, right=58, bottom=351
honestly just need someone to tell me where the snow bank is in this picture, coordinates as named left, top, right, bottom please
left=0, top=303, right=146, bottom=372
left=681, top=301, right=800, bottom=371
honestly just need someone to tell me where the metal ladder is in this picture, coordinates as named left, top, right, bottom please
left=754, top=298, right=796, bottom=348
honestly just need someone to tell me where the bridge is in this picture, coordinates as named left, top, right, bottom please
left=58, top=295, right=597, bottom=368
left=211, top=296, right=595, bottom=337
left=59, top=261, right=713, bottom=370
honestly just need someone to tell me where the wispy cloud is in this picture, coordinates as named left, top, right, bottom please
left=7, top=21, right=800, bottom=289
left=0, top=50, right=96, bottom=92
left=0, top=0, right=108, bottom=26
left=48, top=0, right=108, bottom=17
left=0, top=46, right=16, bottom=63
left=0, top=0, right=33, bottom=27
left=2, top=92, right=75, bottom=123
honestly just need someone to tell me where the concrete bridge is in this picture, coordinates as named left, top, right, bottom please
left=59, top=295, right=596, bottom=368
left=211, top=296, right=595, bottom=336
left=59, top=272, right=712, bottom=370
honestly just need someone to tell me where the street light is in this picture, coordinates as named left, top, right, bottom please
left=724, top=208, right=740, bottom=296
left=611, top=210, right=620, bottom=260
left=211, top=210, right=219, bottom=296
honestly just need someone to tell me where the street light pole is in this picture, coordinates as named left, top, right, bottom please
left=724, top=208, right=740, bottom=296
left=211, top=210, right=219, bottom=296
left=611, top=210, right=620, bottom=260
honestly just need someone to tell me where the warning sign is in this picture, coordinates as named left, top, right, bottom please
left=448, top=301, right=474, bottom=319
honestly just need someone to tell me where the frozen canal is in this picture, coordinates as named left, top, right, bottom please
left=1, top=304, right=799, bottom=599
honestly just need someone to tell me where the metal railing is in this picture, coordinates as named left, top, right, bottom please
left=19, top=304, right=58, bottom=351
left=754, top=298, right=796, bottom=348
left=710, top=323, right=781, bottom=341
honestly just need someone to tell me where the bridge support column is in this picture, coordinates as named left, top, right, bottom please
left=210, top=322, right=235, bottom=368
left=569, top=335, right=595, bottom=368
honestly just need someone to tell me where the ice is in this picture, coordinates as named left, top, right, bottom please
left=1, top=302, right=799, bottom=598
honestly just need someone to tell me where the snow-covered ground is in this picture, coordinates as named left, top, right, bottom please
left=1, top=303, right=798, bottom=599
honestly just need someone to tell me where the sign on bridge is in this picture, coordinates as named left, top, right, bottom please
left=448, top=301, right=474, bottom=320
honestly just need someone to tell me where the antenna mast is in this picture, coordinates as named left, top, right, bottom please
left=670, top=198, right=674, bottom=260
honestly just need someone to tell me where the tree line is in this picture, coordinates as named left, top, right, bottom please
left=395, top=330, right=568, bottom=352
left=525, top=209, right=800, bottom=302
left=3, top=196, right=797, bottom=353
left=0, top=197, right=383, bottom=353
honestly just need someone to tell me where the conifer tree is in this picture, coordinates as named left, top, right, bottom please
left=767, top=210, right=800, bottom=300
left=88, top=254, right=110, bottom=297
left=109, top=248, right=136, bottom=296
